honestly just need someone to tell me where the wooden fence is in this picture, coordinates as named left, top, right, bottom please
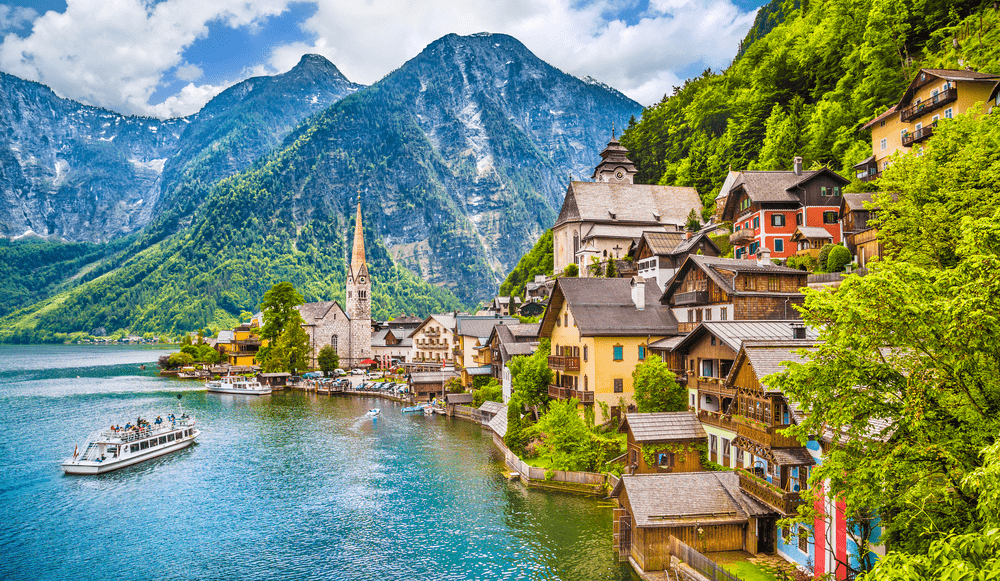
left=668, top=536, right=742, bottom=581
left=452, top=405, right=475, bottom=419
left=494, top=435, right=606, bottom=487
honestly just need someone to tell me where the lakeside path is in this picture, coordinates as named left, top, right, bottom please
left=0, top=344, right=639, bottom=581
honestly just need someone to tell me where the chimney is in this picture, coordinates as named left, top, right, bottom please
left=631, top=276, right=645, bottom=311
left=790, top=322, right=806, bottom=340
left=757, top=246, right=771, bottom=267
left=685, top=230, right=693, bottom=240
left=793, top=156, right=803, bottom=176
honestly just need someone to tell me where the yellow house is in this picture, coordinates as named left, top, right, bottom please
left=855, top=68, right=1000, bottom=181
left=226, top=322, right=263, bottom=367
left=454, top=315, right=518, bottom=387
left=539, top=276, right=679, bottom=424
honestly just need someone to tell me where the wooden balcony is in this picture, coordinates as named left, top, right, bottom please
left=674, top=290, right=709, bottom=306
left=548, top=355, right=580, bottom=371
left=696, top=377, right=736, bottom=399
left=548, top=385, right=595, bottom=403
left=899, top=87, right=957, bottom=122
left=697, top=409, right=736, bottom=432
left=901, top=125, right=934, bottom=147
left=858, top=170, right=880, bottom=183
left=733, top=416, right=801, bottom=448
left=730, top=229, right=755, bottom=244
left=737, top=468, right=804, bottom=516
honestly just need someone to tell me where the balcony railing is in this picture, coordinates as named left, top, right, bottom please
left=548, top=385, right=595, bottom=403
left=674, top=290, right=709, bottom=306
left=730, top=229, right=755, bottom=244
left=899, top=87, right=957, bottom=122
left=737, top=468, right=804, bottom=516
left=858, top=170, right=881, bottom=183
left=901, top=125, right=934, bottom=147
left=733, top=416, right=802, bottom=448
left=696, top=377, right=736, bottom=398
left=698, top=409, right=736, bottom=432
left=548, top=355, right=580, bottom=371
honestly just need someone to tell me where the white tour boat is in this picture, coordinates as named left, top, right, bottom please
left=206, top=375, right=271, bottom=395
left=62, top=415, right=200, bottom=475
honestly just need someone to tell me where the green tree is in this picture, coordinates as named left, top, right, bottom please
left=605, top=258, right=617, bottom=278
left=562, top=263, right=578, bottom=277
left=256, top=281, right=309, bottom=373
left=826, top=244, right=852, bottom=272
left=317, top=344, right=339, bottom=377
left=168, top=352, right=194, bottom=367
left=685, top=208, right=702, bottom=231
left=473, top=378, right=503, bottom=407
left=527, top=398, right=593, bottom=471
left=508, top=338, right=553, bottom=412
left=816, top=243, right=834, bottom=272
left=588, top=256, right=604, bottom=277
left=632, top=356, right=687, bottom=413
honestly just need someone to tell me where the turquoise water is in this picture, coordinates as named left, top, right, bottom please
left=0, top=345, right=637, bottom=581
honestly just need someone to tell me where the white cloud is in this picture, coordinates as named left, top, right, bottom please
left=0, top=4, right=37, bottom=33
left=0, top=0, right=759, bottom=117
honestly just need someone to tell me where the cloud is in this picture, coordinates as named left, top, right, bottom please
left=0, top=0, right=293, bottom=117
left=0, top=4, right=37, bottom=34
left=0, top=0, right=759, bottom=117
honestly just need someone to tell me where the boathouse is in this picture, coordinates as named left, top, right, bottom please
left=618, top=412, right=708, bottom=474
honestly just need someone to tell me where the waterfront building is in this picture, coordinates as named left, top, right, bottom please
left=453, top=315, right=517, bottom=388
left=370, top=327, right=413, bottom=368
left=618, top=411, right=708, bottom=474
left=552, top=137, right=702, bottom=275
left=540, top=276, right=678, bottom=424
left=226, top=322, right=261, bottom=367
left=659, top=254, right=808, bottom=334
left=719, top=159, right=849, bottom=261
left=409, top=313, right=458, bottom=364
left=483, top=323, right=539, bottom=402
left=854, top=68, right=1000, bottom=181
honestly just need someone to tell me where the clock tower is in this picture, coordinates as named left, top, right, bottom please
left=345, top=199, right=372, bottom=366
left=591, top=135, right=638, bottom=184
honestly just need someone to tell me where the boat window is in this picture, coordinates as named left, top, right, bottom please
left=167, top=434, right=175, bottom=442
left=149, top=438, right=158, bottom=447
left=131, top=444, right=139, bottom=453
left=159, top=436, right=167, bottom=445
left=140, top=440, right=149, bottom=450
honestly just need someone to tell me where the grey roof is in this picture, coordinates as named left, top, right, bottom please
left=488, top=404, right=509, bottom=437
left=611, top=472, right=772, bottom=527
left=842, top=192, right=875, bottom=212
left=638, top=231, right=687, bottom=255
left=465, top=365, right=493, bottom=376
left=217, top=330, right=234, bottom=343
left=371, top=328, right=413, bottom=348
left=791, top=226, right=834, bottom=240
left=648, top=335, right=687, bottom=350
left=661, top=255, right=808, bottom=302
left=672, top=321, right=820, bottom=353
left=543, top=277, right=678, bottom=337
left=508, top=324, right=540, bottom=339
left=583, top=223, right=659, bottom=242
left=410, top=313, right=457, bottom=338
left=732, top=171, right=812, bottom=203
left=740, top=340, right=817, bottom=393
left=771, top=447, right=815, bottom=466
left=555, top=181, right=702, bottom=229
left=479, top=401, right=505, bottom=415
left=446, top=393, right=475, bottom=404
left=715, top=170, right=740, bottom=201
left=503, top=342, right=536, bottom=358
left=619, top=412, right=707, bottom=443
left=456, top=315, right=517, bottom=338
left=297, top=300, right=344, bottom=323
left=259, top=372, right=292, bottom=378
left=410, top=370, right=460, bottom=384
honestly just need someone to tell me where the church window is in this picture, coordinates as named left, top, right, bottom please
left=331, top=335, right=338, bottom=352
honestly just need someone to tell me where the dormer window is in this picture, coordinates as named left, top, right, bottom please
left=609, top=211, right=617, bottom=220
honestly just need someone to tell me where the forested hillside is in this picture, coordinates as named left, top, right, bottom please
left=621, top=0, right=994, bottom=212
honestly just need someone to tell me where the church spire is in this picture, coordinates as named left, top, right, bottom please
left=351, top=197, right=366, bottom=276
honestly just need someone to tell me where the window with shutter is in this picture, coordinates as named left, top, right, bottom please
left=613, top=378, right=623, bottom=393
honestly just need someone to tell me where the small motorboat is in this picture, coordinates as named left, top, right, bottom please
left=365, top=408, right=381, bottom=418
left=401, top=403, right=429, bottom=414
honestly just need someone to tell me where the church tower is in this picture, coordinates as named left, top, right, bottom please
left=591, top=134, right=638, bottom=184
left=346, top=200, right=372, bottom=366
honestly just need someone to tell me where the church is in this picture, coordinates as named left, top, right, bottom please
left=297, top=201, right=373, bottom=369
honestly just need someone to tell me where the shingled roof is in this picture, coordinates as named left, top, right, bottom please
left=610, top=472, right=772, bottom=527
left=720, top=168, right=849, bottom=221
left=671, top=321, right=820, bottom=353
left=297, top=301, right=345, bottom=323
left=660, top=255, right=807, bottom=304
left=488, top=404, right=509, bottom=438
left=619, top=412, right=707, bottom=443
left=541, top=277, right=678, bottom=337
left=555, top=182, right=701, bottom=229
left=455, top=315, right=517, bottom=340
left=739, top=340, right=816, bottom=394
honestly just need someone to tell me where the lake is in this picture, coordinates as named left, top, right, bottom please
left=0, top=345, right=637, bottom=581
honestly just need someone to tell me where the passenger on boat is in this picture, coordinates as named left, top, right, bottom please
left=155, top=416, right=162, bottom=425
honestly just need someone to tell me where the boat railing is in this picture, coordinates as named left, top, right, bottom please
left=99, top=418, right=195, bottom=441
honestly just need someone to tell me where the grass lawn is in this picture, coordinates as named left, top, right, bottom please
left=721, top=561, right=780, bottom=581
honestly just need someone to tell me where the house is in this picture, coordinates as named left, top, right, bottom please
left=409, top=313, right=458, bottom=364
left=409, top=370, right=459, bottom=401
left=840, top=192, right=893, bottom=268
left=664, top=321, right=819, bottom=468
left=631, top=230, right=721, bottom=290
left=552, top=137, right=702, bottom=275
left=227, top=322, right=261, bottom=367
left=789, top=226, right=834, bottom=260
left=454, top=315, right=518, bottom=387
left=659, top=254, right=808, bottom=334
left=610, top=472, right=774, bottom=571
left=855, top=68, right=1000, bottom=181
left=720, top=159, right=849, bottom=261
left=475, top=400, right=505, bottom=427
left=370, top=327, right=413, bottom=368
left=486, top=296, right=522, bottom=316
left=525, top=275, right=555, bottom=303
left=484, top=323, right=539, bottom=401
left=257, top=372, right=292, bottom=388
left=618, top=412, right=708, bottom=474
left=297, top=300, right=353, bottom=368
left=540, top=276, right=678, bottom=424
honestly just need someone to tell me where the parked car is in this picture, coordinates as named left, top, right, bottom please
left=334, top=369, right=346, bottom=377
left=351, top=368, right=365, bottom=375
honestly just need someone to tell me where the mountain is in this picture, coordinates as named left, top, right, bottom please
left=0, top=54, right=362, bottom=242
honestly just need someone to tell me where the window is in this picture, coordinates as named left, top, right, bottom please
left=564, top=314, right=568, bottom=327
left=584, top=375, right=588, bottom=390
left=140, top=440, right=149, bottom=450
left=701, top=359, right=714, bottom=378
left=167, top=434, right=175, bottom=442
left=795, top=213, right=802, bottom=226
left=131, top=444, right=139, bottom=453
left=630, top=449, right=637, bottom=465
left=880, top=137, right=887, bottom=150
left=823, top=211, right=838, bottom=224
left=638, top=346, right=646, bottom=360
left=932, top=114, right=939, bottom=126
left=613, top=378, right=624, bottom=393
left=613, top=346, right=623, bottom=361
left=774, top=238, right=784, bottom=253
left=710, top=336, right=716, bottom=346
left=771, top=213, right=785, bottom=227
left=331, top=335, right=338, bottom=352
left=768, top=276, right=779, bottom=291
left=743, top=276, right=756, bottom=291
left=723, top=438, right=731, bottom=459
left=753, top=216, right=760, bottom=229
left=798, top=526, right=809, bottom=552
left=696, top=309, right=703, bottom=322
left=944, top=107, right=953, bottom=119
left=687, top=310, right=693, bottom=323
left=821, top=186, right=828, bottom=196
left=710, top=434, right=718, bottom=452
left=833, top=186, right=841, bottom=196
left=583, top=345, right=588, bottom=362
left=736, top=448, right=744, bottom=466
left=704, top=309, right=712, bottom=321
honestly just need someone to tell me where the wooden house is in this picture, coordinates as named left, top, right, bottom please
left=610, top=472, right=774, bottom=571
left=840, top=192, right=894, bottom=268
left=408, top=370, right=459, bottom=401
left=631, top=230, right=721, bottom=290
left=618, top=412, right=707, bottom=474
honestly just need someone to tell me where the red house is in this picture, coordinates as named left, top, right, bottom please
left=720, top=157, right=849, bottom=261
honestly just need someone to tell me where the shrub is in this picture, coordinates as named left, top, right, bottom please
left=816, top=244, right=834, bottom=272
left=563, top=263, right=579, bottom=277
left=827, top=245, right=852, bottom=272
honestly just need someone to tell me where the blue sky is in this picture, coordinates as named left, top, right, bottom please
left=1, top=0, right=768, bottom=117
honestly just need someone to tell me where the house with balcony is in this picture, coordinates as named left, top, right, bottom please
left=552, top=137, right=702, bottom=276
left=227, top=322, right=262, bottom=367
left=789, top=226, right=834, bottom=260
left=855, top=68, right=1000, bottom=180
left=409, top=313, right=458, bottom=364
left=539, top=276, right=678, bottom=424
left=485, top=323, right=539, bottom=402
left=618, top=411, right=708, bottom=474
left=720, top=158, right=849, bottom=262
left=630, top=230, right=721, bottom=290
left=453, top=315, right=517, bottom=388
left=371, top=327, right=412, bottom=368
left=659, top=254, right=808, bottom=334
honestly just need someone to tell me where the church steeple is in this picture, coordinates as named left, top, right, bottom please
left=591, top=135, right=638, bottom=183
left=346, top=198, right=370, bottom=323
left=351, top=199, right=367, bottom=278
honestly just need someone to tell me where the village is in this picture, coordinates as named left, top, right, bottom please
left=154, top=67, right=1000, bottom=581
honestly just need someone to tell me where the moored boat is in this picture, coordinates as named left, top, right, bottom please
left=401, top=403, right=429, bottom=414
left=61, top=415, right=199, bottom=475
left=206, top=375, right=271, bottom=395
